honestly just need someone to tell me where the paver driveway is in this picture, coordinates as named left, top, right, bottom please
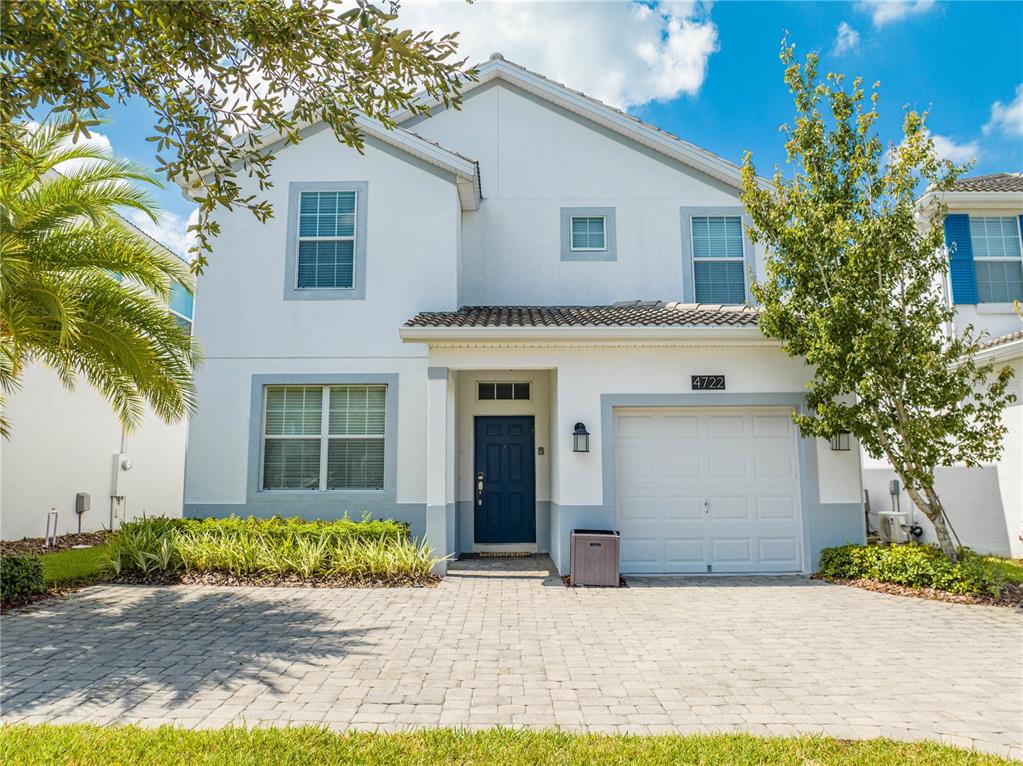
left=2, top=556, right=1020, bottom=757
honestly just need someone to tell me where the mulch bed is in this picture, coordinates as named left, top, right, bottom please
left=0, top=531, right=111, bottom=557
left=109, top=570, right=441, bottom=589
left=816, top=576, right=1023, bottom=608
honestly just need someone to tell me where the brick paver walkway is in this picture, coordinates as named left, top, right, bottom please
left=2, top=556, right=1020, bottom=757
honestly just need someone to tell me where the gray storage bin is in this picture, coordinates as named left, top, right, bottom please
left=570, top=529, right=620, bottom=587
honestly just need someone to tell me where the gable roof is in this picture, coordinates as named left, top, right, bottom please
left=394, top=54, right=756, bottom=191
left=951, top=173, right=1023, bottom=193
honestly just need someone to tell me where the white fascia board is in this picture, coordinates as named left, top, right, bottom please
left=399, top=325, right=768, bottom=344
left=918, top=190, right=1023, bottom=212
left=973, top=337, right=1023, bottom=365
left=175, top=116, right=481, bottom=210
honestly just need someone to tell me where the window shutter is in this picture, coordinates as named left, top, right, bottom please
left=944, top=214, right=978, bottom=304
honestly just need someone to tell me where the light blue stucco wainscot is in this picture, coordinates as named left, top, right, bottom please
left=549, top=392, right=865, bottom=576
left=184, top=372, right=426, bottom=541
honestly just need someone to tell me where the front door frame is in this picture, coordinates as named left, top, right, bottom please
left=473, top=415, right=537, bottom=545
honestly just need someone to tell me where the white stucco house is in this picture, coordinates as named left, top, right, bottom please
left=0, top=226, right=194, bottom=541
left=863, top=173, right=1023, bottom=559
left=181, top=55, right=866, bottom=575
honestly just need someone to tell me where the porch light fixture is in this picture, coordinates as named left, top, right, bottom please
left=572, top=422, right=590, bottom=453
left=830, top=431, right=851, bottom=451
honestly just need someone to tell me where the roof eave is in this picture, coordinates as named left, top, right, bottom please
left=918, top=189, right=1023, bottom=211
left=974, top=337, right=1023, bottom=364
left=399, top=325, right=766, bottom=343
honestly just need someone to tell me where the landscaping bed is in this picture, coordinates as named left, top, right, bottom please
left=0, top=530, right=110, bottom=557
left=105, top=515, right=439, bottom=587
left=815, top=543, right=1023, bottom=608
left=0, top=725, right=1014, bottom=766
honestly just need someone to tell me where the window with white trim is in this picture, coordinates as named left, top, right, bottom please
left=570, top=216, right=607, bottom=251
left=262, top=384, right=385, bottom=491
left=970, top=216, right=1023, bottom=303
left=296, top=191, right=358, bottom=289
left=691, top=215, right=746, bottom=304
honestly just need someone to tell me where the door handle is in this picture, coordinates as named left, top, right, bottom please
left=476, top=472, right=484, bottom=507
left=704, top=499, right=710, bottom=514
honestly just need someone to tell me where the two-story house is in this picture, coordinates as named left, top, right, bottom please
left=863, top=173, right=1023, bottom=558
left=180, top=55, right=865, bottom=575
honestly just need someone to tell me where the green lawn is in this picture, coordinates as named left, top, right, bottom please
left=984, top=557, right=1023, bottom=585
left=0, top=726, right=1015, bottom=766
left=40, top=545, right=108, bottom=587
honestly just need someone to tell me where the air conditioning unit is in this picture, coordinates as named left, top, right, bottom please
left=878, top=511, right=911, bottom=544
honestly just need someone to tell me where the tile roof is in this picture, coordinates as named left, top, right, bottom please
left=404, top=302, right=760, bottom=329
left=951, top=173, right=1023, bottom=193
left=977, top=329, right=1023, bottom=351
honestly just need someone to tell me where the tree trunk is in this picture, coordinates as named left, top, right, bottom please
left=904, top=484, right=958, bottom=562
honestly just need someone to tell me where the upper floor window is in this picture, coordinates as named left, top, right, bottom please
left=970, top=216, right=1023, bottom=303
left=691, top=215, right=746, bottom=304
left=297, top=190, right=357, bottom=289
left=570, top=216, right=607, bottom=251
left=262, top=384, right=386, bottom=491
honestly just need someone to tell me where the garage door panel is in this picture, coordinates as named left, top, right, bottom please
left=754, top=453, right=796, bottom=479
left=757, top=496, right=797, bottom=520
left=709, top=496, right=749, bottom=520
left=759, top=537, right=800, bottom=564
left=707, top=415, right=745, bottom=438
left=621, top=537, right=660, bottom=567
left=615, top=407, right=803, bottom=574
left=708, top=453, right=749, bottom=478
left=665, top=538, right=704, bottom=566
left=711, top=538, right=753, bottom=564
left=665, top=496, right=702, bottom=520
left=618, top=495, right=659, bottom=521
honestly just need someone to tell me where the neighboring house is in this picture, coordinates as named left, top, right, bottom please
left=0, top=227, right=194, bottom=541
left=863, top=173, right=1023, bottom=558
left=181, top=54, right=865, bottom=575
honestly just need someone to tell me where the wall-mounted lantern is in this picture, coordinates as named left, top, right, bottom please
left=830, top=431, right=851, bottom=451
left=572, top=422, right=591, bottom=453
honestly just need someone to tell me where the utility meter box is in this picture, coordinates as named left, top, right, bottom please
left=111, top=453, right=132, bottom=497
left=75, top=492, right=90, bottom=515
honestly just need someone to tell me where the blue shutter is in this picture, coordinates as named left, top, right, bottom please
left=944, top=214, right=977, bottom=305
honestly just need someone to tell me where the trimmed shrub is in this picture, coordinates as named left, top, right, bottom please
left=0, top=555, right=47, bottom=605
left=818, top=543, right=1004, bottom=596
left=105, top=515, right=435, bottom=581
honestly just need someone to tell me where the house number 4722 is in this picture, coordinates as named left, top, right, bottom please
left=691, top=375, right=725, bottom=390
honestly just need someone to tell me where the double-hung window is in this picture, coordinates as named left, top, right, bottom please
left=296, top=190, right=358, bottom=289
left=262, top=384, right=386, bottom=491
left=970, top=216, right=1023, bottom=303
left=691, top=215, right=746, bottom=304
left=570, top=216, right=607, bottom=251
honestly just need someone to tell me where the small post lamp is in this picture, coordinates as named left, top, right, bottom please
left=830, top=431, right=851, bottom=451
left=572, top=422, right=590, bottom=453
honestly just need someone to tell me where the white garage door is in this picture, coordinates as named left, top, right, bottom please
left=614, top=407, right=803, bottom=573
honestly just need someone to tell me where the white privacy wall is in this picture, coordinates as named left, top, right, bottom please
left=0, top=363, right=187, bottom=540
left=408, top=82, right=766, bottom=306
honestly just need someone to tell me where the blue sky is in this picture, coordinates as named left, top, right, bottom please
left=87, top=0, right=1023, bottom=253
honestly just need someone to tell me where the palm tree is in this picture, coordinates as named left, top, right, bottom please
left=0, top=120, right=199, bottom=437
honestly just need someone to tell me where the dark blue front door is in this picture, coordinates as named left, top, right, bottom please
left=474, top=416, right=536, bottom=544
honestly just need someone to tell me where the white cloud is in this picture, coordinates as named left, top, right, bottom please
left=983, top=83, right=1023, bottom=138
left=124, top=207, right=199, bottom=259
left=391, top=0, right=719, bottom=109
left=855, top=0, right=935, bottom=27
left=929, top=132, right=980, bottom=163
left=833, top=22, right=861, bottom=55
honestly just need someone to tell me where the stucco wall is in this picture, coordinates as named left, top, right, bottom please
left=408, top=82, right=764, bottom=306
left=1, top=364, right=187, bottom=540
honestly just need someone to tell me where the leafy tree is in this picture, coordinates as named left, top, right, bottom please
left=740, top=44, right=1016, bottom=561
left=1, top=0, right=471, bottom=272
left=0, top=120, right=199, bottom=437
